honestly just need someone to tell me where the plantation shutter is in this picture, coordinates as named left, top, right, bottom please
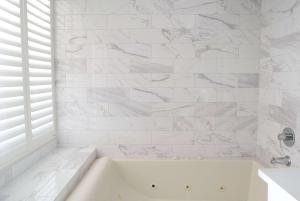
left=0, top=0, right=55, bottom=166
left=0, top=0, right=26, bottom=150
left=27, top=0, right=54, bottom=137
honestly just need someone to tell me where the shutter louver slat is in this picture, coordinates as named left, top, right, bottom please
left=0, top=67, right=23, bottom=77
left=0, top=27, right=21, bottom=38
left=0, top=124, right=25, bottom=143
left=28, top=54, right=51, bottom=63
left=0, top=16, right=20, bottom=28
left=28, top=37, right=51, bottom=47
left=28, top=45, right=50, bottom=55
left=28, top=19, right=50, bottom=32
left=30, top=71, right=51, bottom=78
left=0, top=3, right=20, bottom=18
left=0, top=86, right=23, bottom=97
left=0, top=115, right=25, bottom=131
left=31, top=100, right=52, bottom=112
left=27, top=10, right=49, bottom=24
left=27, top=15, right=50, bottom=32
left=27, top=0, right=53, bottom=138
left=0, top=77, right=23, bottom=87
left=0, top=58, right=22, bottom=67
left=30, top=84, right=52, bottom=93
left=7, top=0, right=19, bottom=8
left=31, top=107, right=52, bottom=120
left=0, top=96, right=24, bottom=109
left=28, top=62, right=51, bottom=70
left=0, top=47, right=22, bottom=58
left=0, top=106, right=24, bottom=120
left=31, top=92, right=52, bottom=103
left=36, top=0, right=50, bottom=9
left=0, top=38, right=21, bottom=48
left=30, top=77, right=52, bottom=86
left=28, top=26, right=50, bottom=39
left=32, top=122, right=53, bottom=136
left=31, top=114, right=52, bottom=129
left=27, top=1, right=49, bottom=16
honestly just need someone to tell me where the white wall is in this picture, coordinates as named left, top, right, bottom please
left=257, top=0, right=300, bottom=166
left=54, top=0, right=261, bottom=158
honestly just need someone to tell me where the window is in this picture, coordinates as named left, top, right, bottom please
left=0, top=0, right=55, bottom=167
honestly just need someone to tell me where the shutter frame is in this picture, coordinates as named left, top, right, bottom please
left=0, top=0, right=55, bottom=168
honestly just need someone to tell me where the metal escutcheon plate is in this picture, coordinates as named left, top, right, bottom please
left=282, top=127, right=295, bottom=147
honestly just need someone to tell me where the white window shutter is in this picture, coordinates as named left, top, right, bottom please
left=0, top=0, right=26, bottom=151
left=27, top=0, right=54, bottom=138
left=0, top=0, right=55, bottom=166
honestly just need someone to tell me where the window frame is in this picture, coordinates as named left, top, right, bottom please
left=0, top=0, right=56, bottom=169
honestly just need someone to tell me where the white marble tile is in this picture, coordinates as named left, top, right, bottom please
left=58, top=130, right=111, bottom=146
left=87, top=87, right=130, bottom=103
left=88, top=117, right=132, bottom=130
left=152, top=117, right=174, bottom=131
left=150, top=74, right=176, bottom=87
left=56, top=58, right=87, bottom=74
left=237, top=102, right=258, bottom=116
left=152, top=131, right=195, bottom=145
left=224, top=0, right=261, bottom=15
left=57, top=101, right=108, bottom=118
left=129, top=58, right=174, bottom=74
left=54, top=15, right=65, bottom=29
left=56, top=0, right=261, bottom=159
left=107, top=43, right=152, bottom=59
left=64, top=15, right=108, bottom=29
left=107, top=74, right=152, bottom=87
left=221, top=58, right=259, bottom=73
left=174, top=88, right=217, bottom=102
left=152, top=15, right=195, bottom=29
left=56, top=88, right=87, bottom=102
left=151, top=102, right=195, bottom=117
left=55, top=0, right=86, bottom=15
left=131, top=87, right=174, bottom=103
left=174, top=59, right=219, bottom=73
left=66, top=74, right=107, bottom=87
left=152, top=44, right=195, bottom=58
left=194, top=43, right=239, bottom=59
left=57, top=116, right=89, bottom=130
left=108, top=15, right=151, bottom=29
left=134, top=0, right=220, bottom=15
left=106, top=101, right=152, bottom=117
left=86, top=0, right=134, bottom=14
left=110, top=131, right=151, bottom=144
left=0, top=147, right=96, bottom=201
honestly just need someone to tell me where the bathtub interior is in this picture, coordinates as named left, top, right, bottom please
left=66, top=158, right=267, bottom=201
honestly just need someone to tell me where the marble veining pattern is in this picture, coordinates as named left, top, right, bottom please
left=55, top=0, right=260, bottom=158
left=0, top=147, right=96, bottom=201
left=257, top=0, right=300, bottom=167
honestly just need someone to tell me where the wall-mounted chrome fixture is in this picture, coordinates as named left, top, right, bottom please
left=278, top=127, right=295, bottom=147
left=271, top=155, right=291, bottom=166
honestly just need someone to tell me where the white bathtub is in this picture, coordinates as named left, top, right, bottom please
left=66, top=157, right=267, bottom=201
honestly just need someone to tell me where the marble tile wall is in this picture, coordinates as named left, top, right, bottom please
left=257, top=0, right=300, bottom=166
left=54, top=0, right=261, bottom=158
